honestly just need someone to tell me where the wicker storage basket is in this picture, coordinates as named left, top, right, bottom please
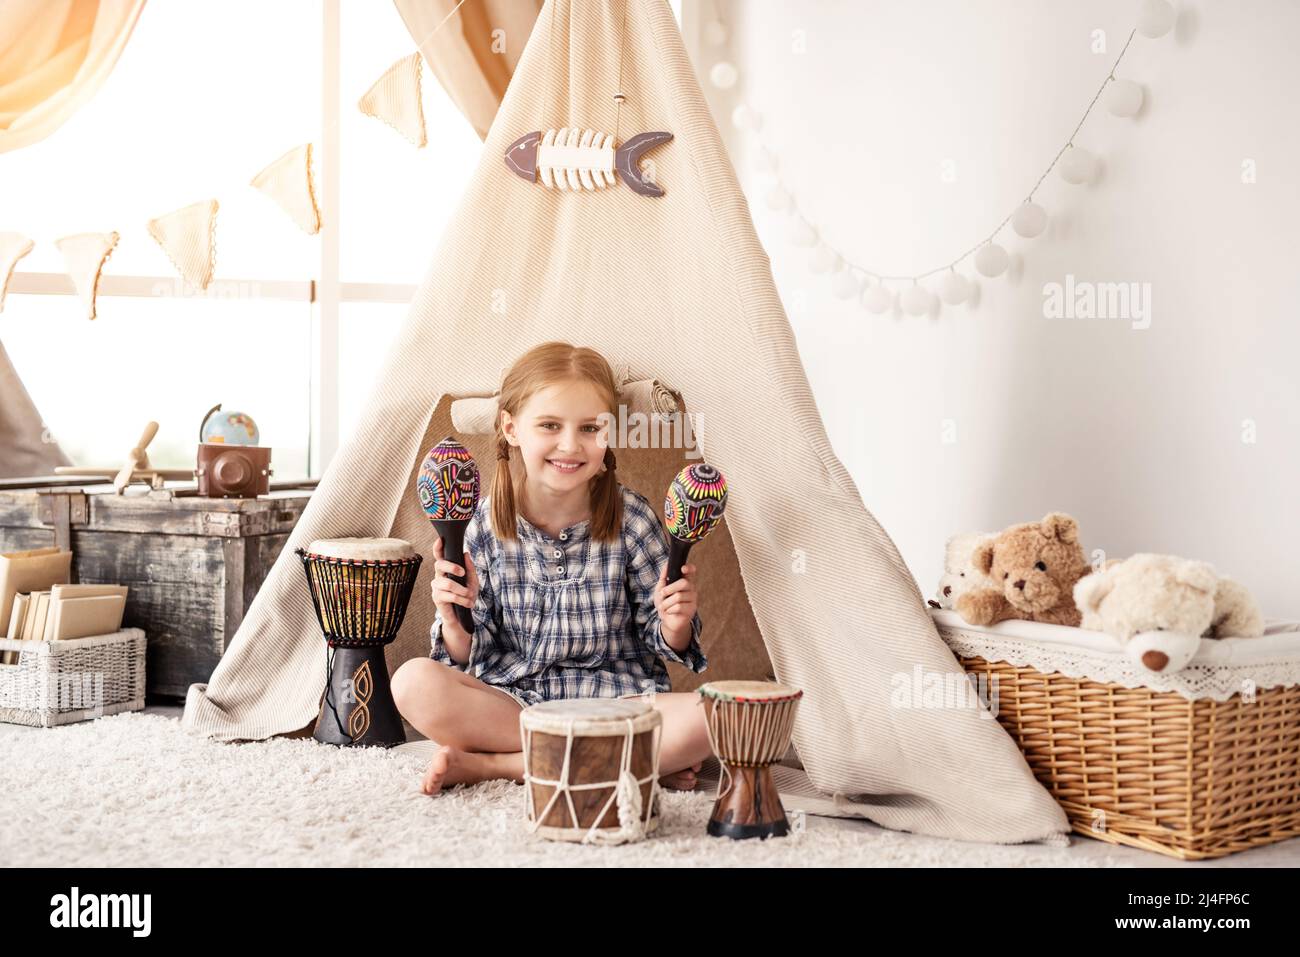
left=931, top=609, right=1300, bottom=860
left=0, top=629, right=146, bottom=728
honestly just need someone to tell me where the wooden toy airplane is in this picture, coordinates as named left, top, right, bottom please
left=53, top=422, right=193, bottom=494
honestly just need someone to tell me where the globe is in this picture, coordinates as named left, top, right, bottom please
left=201, top=410, right=260, bottom=446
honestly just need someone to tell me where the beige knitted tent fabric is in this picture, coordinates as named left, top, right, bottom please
left=394, top=0, right=543, bottom=141
left=182, top=0, right=1069, bottom=845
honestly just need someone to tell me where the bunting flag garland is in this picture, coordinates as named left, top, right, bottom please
left=358, top=52, right=427, bottom=148
left=250, top=143, right=321, bottom=235
left=5, top=8, right=478, bottom=315
left=0, top=232, right=34, bottom=313
left=54, top=231, right=119, bottom=321
left=147, top=200, right=219, bottom=290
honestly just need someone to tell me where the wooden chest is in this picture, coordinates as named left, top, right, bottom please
left=0, top=483, right=312, bottom=701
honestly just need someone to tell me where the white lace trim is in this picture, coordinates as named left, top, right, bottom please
left=930, top=609, right=1300, bottom=702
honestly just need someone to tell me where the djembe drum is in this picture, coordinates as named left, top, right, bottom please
left=699, top=680, right=804, bottom=839
left=520, top=698, right=663, bottom=845
left=296, top=537, right=423, bottom=748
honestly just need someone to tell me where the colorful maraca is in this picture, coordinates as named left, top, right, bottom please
left=417, top=437, right=481, bottom=635
left=663, top=464, right=728, bottom=584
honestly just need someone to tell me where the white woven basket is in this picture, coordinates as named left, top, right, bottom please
left=0, top=629, right=146, bottom=728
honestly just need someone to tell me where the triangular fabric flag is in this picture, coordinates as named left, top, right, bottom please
left=358, top=52, right=427, bottom=148
left=0, top=232, right=34, bottom=313
left=250, top=144, right=321, bottom=235
left=147, top=200, right=219, bottom=290
left=55, top=231, right=119, bottom=320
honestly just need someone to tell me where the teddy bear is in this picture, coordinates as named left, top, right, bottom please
left=954, top=512, right=1090, bottom=627
left=1073, top=553, right=1265, bottom=673
left=929, top=531, right=996, bottom=609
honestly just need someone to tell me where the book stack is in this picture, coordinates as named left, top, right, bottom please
left=6, top=583, right=129, bottom=649
left=1, top=547, right=71, bottom=665
left=4, top=583, right=129, bottom=663
left=1, top=547, right=128, bottom=665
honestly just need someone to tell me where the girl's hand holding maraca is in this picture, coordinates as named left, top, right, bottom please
left=431, top=536, right=479, bottom=640
left=654, top=562, right=699, bottom=649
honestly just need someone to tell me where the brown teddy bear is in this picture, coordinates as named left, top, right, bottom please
left=955, top=512, right=1090, bottom=627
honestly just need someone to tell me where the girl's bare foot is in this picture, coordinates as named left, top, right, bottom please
left=660, top=762, right=703, bottom=791
left=421, top=745, right=480, bottom=796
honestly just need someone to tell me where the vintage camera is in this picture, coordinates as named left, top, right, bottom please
left=196, top=444, right=272, bottom=498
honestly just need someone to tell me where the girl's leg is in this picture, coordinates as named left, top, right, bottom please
left=392, top=656, right=523, bottom=752
left=626, top=691, right=715, bottom=788
left=391, top=658, right=526, bottom=795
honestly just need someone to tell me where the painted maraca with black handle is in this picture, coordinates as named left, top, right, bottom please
left=664, top=463, right=728, bottom=584
left=417, top=437, right=481, bottom=635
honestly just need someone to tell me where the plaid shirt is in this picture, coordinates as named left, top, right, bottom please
left=429, top=484, right=707, bottom=706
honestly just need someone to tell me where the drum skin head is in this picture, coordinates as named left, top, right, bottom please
left=305, top=537, right=416, bottom=561
left=521, top=697, right=660, bottom=736
left=699, top=680, right=802, bottom=703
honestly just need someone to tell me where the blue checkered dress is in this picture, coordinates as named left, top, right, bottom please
left=429, top=484, right=707, bottom=707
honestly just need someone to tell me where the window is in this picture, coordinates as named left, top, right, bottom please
left=0, top=0, right=482, bottom=480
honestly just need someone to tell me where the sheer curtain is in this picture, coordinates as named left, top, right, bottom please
left=0, top=0, right=145, bottom=476
left=0, top=0, right=146, bottom=154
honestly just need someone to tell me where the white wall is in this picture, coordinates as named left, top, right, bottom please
left=695, top=0, right=1300, bottom=616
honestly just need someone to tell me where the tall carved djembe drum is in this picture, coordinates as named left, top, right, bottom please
left=699, top=680, right=804, bottom=839
left=297, top=537, right=423, bottom=748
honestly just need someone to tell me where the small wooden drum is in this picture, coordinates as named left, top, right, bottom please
left=699, top=680, right=803, bottom=840
left=296, top=538, right=422, bottom=748
left=520, top=698, right=663, bottom=845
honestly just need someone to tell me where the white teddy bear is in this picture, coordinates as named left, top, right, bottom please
left=1072, top=553, right=1264, bottom=674
left=930, top=532, right=996, bottom=610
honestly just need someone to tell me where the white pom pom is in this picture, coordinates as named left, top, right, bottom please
left=861, top=283, right=893, bottom=314
left=901, top=284, right=934, bottom=316
left=831, top=270, right=862, bottom=300
left=1058, top=146, right=1098, bottom=185
left=789, top=219, right=818, bottom=247
left=974, top=243, right=1009, bottom=278
left=1137, top=0, right=1175, bottom=39
left=764, top=184, right=793, bottom=212
left=1011, top=202, right=1048, bottom=238
left=809, top=245, right=841, bottom=274
left=731, top=104, right=762, bottom=132
left=710, top=61, right=739, bottom=90
left=703, top=20, right=728, bottom=46
left=1105, top=79, right=1144, bottom=118
left=937, top=271, right=972, bottom=305
left=752, top=148, right=778, bottom=175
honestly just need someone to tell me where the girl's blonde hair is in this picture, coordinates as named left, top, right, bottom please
left=491, top=341, right=621, bottom=542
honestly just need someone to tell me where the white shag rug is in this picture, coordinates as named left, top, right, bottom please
left=1, top=713, right=1129, bottom=867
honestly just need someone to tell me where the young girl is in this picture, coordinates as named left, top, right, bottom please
left=391, top=342, right=715, bottom=796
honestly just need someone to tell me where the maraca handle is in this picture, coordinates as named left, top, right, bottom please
left=432, top=518, right=475, bottom=635
left=666, top=535, right=693, bottom=585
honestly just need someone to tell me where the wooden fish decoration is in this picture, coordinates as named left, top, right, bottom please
left=504, top=127, right=673, bottom=197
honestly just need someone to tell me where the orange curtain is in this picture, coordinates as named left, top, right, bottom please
left=393, top=0, right=542, bottom=141
left=0, top=0, right=146, bottom=155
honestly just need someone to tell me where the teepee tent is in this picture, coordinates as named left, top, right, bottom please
left=183, top=0, right=1069, bottom=845
left=0, top=340, right=73, bottom=478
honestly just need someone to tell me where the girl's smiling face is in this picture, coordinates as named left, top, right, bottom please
left=502, top=379, right=610, bottom=493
